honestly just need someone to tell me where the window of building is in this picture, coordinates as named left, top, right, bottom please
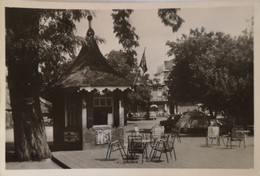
left=93, top=93, right=112, bottom=107
left=93, top=92, right=113, bottom=126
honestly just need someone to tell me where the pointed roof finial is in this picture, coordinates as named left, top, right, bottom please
left=87, top=15, right=95, bottom=37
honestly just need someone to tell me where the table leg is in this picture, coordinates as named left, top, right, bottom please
left=244, top=134, right=247, bottom=148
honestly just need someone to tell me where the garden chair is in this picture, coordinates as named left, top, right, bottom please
left=226, top=127, right=245, bottom=148
left=149, top=125, right=165, bottom=157
left=151, top=134, right=177, bottom=163
left=106, top=140, right=126, bottom=160
left=127, top=135, right=146, bottom=163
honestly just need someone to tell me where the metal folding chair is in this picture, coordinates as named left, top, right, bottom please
left=127, top=135, right=146, bottom=163
left=151, top=134, right=177, bottom=163
left=106, top=140, right=126, bottom=160
left=226, top=127, right=245, bottom=148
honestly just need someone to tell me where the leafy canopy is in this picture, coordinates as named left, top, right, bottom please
left=167, top=26, right=253, bottom=123
left=112, top=9, right=139, bottom=67
left=158, top=9, right=184, bottom=32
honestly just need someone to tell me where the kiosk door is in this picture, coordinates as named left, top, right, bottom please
left=64, top=94, right=82, bottom=150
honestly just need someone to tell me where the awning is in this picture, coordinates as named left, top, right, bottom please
left=78, top=86, right=131, bottom=92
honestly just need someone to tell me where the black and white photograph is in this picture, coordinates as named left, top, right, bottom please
left=1, top=0, right=260, bottom=175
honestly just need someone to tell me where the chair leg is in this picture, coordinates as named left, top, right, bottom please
left=159, top=152, right=162, bottom=160
left=165, top=151, right=169, bottom=163
left=126, top=149, right=129, bottom=163
left=221, top=137, right=225, bottom=146
left=228, top=139, right=232, bottom=149
left=226, top=138, right=229, bottom=148
left=119, top=148, right=123, bottom=159
left=109, top=149, right=112, bottom=159
left=106, top=144, right=111, bottom=160
left=149, top=148, right=154, bottom=157
left=151, top=150, right=157, bottom=161
left=118, top=145, right=126, bottom=160
left=145, top=145, right=149, bottom=160
left=154, top=150, right=158, bottom=158
left=142, top=151, right=145, bottom=163
left=121, top=143, right=127, bottom=157
left=173, top=147, right=177, bottom=160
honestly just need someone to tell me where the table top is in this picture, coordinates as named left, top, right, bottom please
left=140, top=129, right=152, bottom=133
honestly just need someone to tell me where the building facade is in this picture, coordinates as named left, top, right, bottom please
left=151, top=60, right=174, bottom=116
left=52, top=16, right=131, bottom=151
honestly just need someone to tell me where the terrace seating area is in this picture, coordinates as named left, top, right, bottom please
left=6, top=118, right=253, bottom=169
left=50, top=134, right=253, bottom=168
left=105, top=124, right=177, bottom=164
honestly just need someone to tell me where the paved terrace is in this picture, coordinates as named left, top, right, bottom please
left=5, top=120, right=254, bottom=169
left=51, top=136, right=254, bottom=169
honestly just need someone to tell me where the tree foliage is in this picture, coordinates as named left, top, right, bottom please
left=111, top=9, right=139, bottom=67
left=7, top=9, right=93, bottom=93
left=110, top=8, right=183, bottom=113
left=106, top=50, right=151, bottom=112
left=167, top=26, right=253, bottom=124
left=158, top=9, right=184, bottom=32
left=106, top=50, right=133, bottom=77
left=127, top=74, right=153, bottom=112
left=39, top=10, right=94, bottom=93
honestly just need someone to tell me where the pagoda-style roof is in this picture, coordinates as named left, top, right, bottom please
left=55, top=16, right=131, bottom=90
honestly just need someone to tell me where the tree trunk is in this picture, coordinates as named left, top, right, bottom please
left=6, top=8, right=51, bottom=161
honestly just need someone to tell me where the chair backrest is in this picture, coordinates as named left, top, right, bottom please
left=152, top=125, right=164, bottom=139
left=207, top=126, right=220, bottom=138
left=165, top=134, right=176, bottom=149
left=128, top=135, right=143, bottom=152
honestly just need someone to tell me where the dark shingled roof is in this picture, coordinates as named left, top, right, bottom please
left=55, top=16, right=131, bottom=89
left=55, top=39, right=131, bottom=88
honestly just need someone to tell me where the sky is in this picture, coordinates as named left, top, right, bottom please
left=75, top=6, right=253, bottom=77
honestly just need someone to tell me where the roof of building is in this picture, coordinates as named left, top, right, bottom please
left=54, top=16, right=131, bottom=89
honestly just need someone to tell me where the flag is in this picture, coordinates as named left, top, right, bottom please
left=139, top=48, right=148, bottom=74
